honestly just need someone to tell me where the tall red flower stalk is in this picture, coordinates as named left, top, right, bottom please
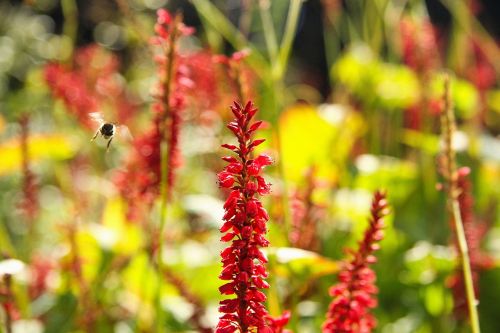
left=18, top=115, right=38, bottom=221
left=323, top=190, right=389, bottom=333
left=1, top=274, right=16, bottom=333
left=399, top=17, right=441, bottom=130
left=152, top=9, right=193, bottom=203
left=114, top=9, right=192, bottom=220
left=216, top=101, right=273, bottom=333
left=151, top=9, right=193, bottom=330
left=399, top=18, right=439, bottom=75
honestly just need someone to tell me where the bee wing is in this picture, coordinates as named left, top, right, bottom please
left=89, top=112, right=105, bottom=124
left=117, top=125, right=133, bottom=142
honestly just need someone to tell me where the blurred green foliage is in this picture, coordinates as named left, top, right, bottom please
left=0, top=0, right=499, bottom=333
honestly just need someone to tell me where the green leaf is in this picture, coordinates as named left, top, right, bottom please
left=190, top=0, right=269, bottom=78
left=43, top=292, right=78, bottom=333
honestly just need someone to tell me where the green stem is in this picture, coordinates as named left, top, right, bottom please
left=61, top=0, right=77, bottom=61
left=3, top=275, right=12, bottom=333
left=275, top=0, right=302, bottom=79
left=440, top=0, right=500, bottom=75
left=450, top=200, right=481, bottom=333
left=258, top=0, right=279, bottom=62
left=267, top=0, right=303, bottom=234
left=442, top=74, right=481, bottom=333
left=190, top=0, right=270, bottom=79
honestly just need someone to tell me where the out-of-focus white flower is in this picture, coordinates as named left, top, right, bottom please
left=0, top=259, right=26, bottom=276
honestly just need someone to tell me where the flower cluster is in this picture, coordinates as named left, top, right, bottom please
left=323, top=190, right=389, bottom=333
left=399, top=17, right=440, bottom=75
left=466, top=39, right=496, bottom=92
left=399, top=17, right=442, bottom=130
left=216, top=101, right=273, bottom=333
left=183, top=50, right=220, bottom=114
left=214, top=50, right=255, bottom=104
left=44, top=45, right=137, bottom=129
left=114, top=123, right=162, bottom=221
left=447, top=167, right=494, bottom=320
left=289, top=166, right=324, bottom=251
left=115, top=9, right=194, bottom=218
left=28, top=255, right=55, bottom=299
left=44, top=62, right=97, bottom=129
left=152, top=9, right=194, bottom=201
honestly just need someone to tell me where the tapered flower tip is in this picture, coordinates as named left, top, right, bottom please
left=232, top=49, right=251, bottom=61
left=179, top=25, right=195, bottom=36
left=157, top=9, right=171, bottom=24
left=457, top=166, right=471, bottom=177
left=244, top=100, right=254, bottom=110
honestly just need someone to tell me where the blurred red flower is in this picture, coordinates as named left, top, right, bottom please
left=323, top=190, right=389, bottom=333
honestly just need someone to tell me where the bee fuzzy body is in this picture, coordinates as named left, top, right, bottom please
left=89, top=112, right=131, bottom=152
left=100, top=123, right=116, bottom=139
left=91, top=123, right=117, bottom=151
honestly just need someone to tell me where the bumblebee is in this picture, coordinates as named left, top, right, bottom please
left=90, top=112, right=131, bottom=152
left=91, top=122, right=117, bottom=151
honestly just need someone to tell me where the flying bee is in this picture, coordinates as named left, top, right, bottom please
left=90, top=112, right=132, bottom=152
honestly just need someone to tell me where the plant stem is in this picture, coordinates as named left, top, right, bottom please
left=269, top=0, right=303, bottom=234
left=450, top=200, right=480, bottom=333
left=61, top=0, right=77, bottom=61
left=3, top=274, right=12, bottom=333
left=275, top=0, right=302, bottom=80
left=441, top=74, right=481, bottom=333
left=258, top=0, right=279, bottom=62
left=190, top=0, right=270, bottom=78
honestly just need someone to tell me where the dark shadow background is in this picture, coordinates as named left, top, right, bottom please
left=7, top=0, right=500, bottom=97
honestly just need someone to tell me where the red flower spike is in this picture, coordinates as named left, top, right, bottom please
left=113, top=11, right=197, bottom=219
left=216, top=101, right=273, bottom=333
left=323, top=190, right=389, bottom=333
